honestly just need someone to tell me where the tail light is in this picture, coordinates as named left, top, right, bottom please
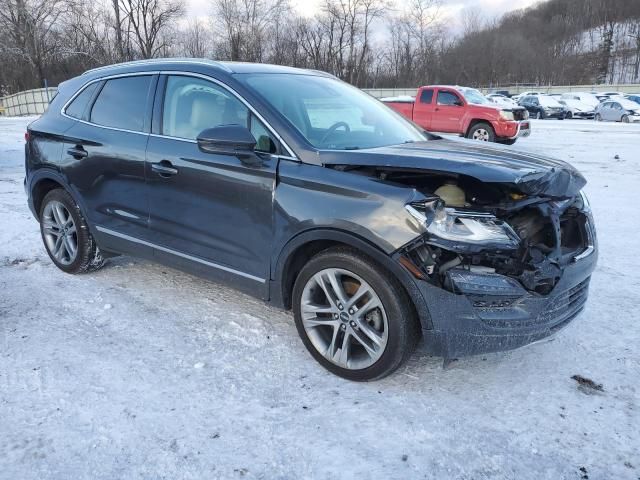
left=25, top=131, right=30, bottom=142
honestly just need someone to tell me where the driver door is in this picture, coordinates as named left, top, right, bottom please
left=431, top=90, right=465, bottom=133
left=145, top=74, right=279, bottom=296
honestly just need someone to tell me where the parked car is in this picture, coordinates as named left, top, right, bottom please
left=623, top=94, right=640, bottom=106
left=487, top=93, right=518, bottom=108
left=25, top=60, right=596, bottom=380
left=594, top=99, right=640, bottom=123
left=518, top=94, right=565, bottom=119
left=491, top=90, right=512, bottom=97
left=557, top=98, right=595, bottom=119
left=561, top=92, right=600, bottom=109
left=512, top=91, right=544, bottom=102
left=382, top=85, right=530, bottom=144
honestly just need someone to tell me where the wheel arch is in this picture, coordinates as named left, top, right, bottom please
left=465, top=118, right=495, bottom=137
left=29, top=170, right=88, bottom=224
left=270, top=228, right=432, bottom=330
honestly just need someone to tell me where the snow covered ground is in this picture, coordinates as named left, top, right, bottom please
left=1, top=117, right=639, bottom=479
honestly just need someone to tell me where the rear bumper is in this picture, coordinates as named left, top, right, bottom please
left=415, top=246, right=597, bottom=359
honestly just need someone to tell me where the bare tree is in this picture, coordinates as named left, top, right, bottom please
left=118, top=0, right=185, bottom=59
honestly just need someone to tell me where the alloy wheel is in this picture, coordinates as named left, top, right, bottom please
left=300, top=268, right=388, bottom=370
left=472, top=128, right=490, bottom=141
left=42, top=200, right=78, bottom=265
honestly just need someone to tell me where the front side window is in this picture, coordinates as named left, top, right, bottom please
left=237, top=73, right=425, bottom=150
left=90, top=76, right=151, bottom=131
left=66, top=82, right=100, bottom=120
left=249, top=115, right=277, bottom=153
left=162, top=76, right=248, bottom=140
left=437, top=91, right=461, bottom=106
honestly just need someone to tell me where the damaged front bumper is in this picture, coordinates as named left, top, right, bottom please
left=411, top=244, right=596, bottom=358
left=400, top=192, right=598, bottom=358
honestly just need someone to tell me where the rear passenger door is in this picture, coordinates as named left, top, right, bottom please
left=145, top=74, right=279, bottom=297
left=412, top=88, right=435, bottom=130
left=61, top=74, right=157, bottom=255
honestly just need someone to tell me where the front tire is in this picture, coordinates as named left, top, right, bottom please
left=292, top=247, right=419, bottom=381
left=467, top=122, right=496, bottom=142
left=595, top=113, right=602, bottom=122
left=40, top=189, right=105, bottom=274
left=622, top=115, right=630, bottom=123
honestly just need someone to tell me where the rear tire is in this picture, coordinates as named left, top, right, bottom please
left=565, top=111, right=573, bottom=119
left=292, top=247, right=419, bottom=381
left=467, top=122, right=496, bottom=142
left=39, top=189, right=105, bottom=274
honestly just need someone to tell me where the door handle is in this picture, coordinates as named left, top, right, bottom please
left=151, top=160, right=178, bottom=177
left=67, top=146, right=88, bottom=159
left=435, top=107, right=440, bottom=111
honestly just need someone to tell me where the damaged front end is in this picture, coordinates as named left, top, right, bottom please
left=402, top=188, right=595, bottom=296
left=392, top=175, right=597, bottom=357
left=324, top=141, right=597, bottom=357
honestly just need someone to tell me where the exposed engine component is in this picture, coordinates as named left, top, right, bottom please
left=434, top=182, right=466, bottom=207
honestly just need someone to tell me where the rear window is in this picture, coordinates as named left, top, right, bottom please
left=90, top=76, right=151, bottom=132
left=66, top=83, right=99, bottom=120
left=420, top=89, right=434, bottom=104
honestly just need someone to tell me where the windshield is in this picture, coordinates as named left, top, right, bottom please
left=619, top=99, right=640, bottom=110
left=237, top=74, right=426, bottom=150
left=459, top=88, right=492, bottom=105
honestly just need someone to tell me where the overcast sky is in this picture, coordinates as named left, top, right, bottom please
left=187, top=0, right=545, bottom=31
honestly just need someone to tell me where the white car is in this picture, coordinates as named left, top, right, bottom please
left=557, top=98, right=595, bottom=119
left=561, top=92, right=600, bottom=109
left=594, top=98, right=640, bottom=123
left=487, top=94, right=518, bottom=107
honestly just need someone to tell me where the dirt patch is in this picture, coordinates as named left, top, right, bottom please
left=571, top=375, right=604, bottom=395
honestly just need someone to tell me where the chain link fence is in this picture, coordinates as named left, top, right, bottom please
left=0, top=88, right=58, bottom=117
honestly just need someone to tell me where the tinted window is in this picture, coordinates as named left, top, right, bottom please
left=90, top=76, right=151, bottom=131
left=437, top=91, right=461, bottom=106
left=250, top=115, right=277, bottom=153
left=420, top=89, right=434, bottom=104
left=66, top=82, right=99, bottom=120
left=162, top=75, right=249, bottom=140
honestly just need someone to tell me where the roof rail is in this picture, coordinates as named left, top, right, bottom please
left=83, top=58, right=232, bottom=75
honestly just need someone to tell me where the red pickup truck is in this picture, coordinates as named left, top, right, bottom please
left=382, top=86, right=531, bottom=145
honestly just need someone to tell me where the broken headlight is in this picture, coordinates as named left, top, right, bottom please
left=406, top=200, right=520, bottom=247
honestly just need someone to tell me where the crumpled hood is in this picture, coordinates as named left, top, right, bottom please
left=321, top=138, right=586, bottom=198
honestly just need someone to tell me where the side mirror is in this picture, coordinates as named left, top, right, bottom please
left=453, top=99, right=464, bottom=107
left=197, top=125, right=258, bottom=162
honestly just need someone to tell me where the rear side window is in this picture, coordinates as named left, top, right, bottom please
left=420, top=89, right=434, bottom=104
left=65, top=83, right=99, bottom=120
left=90, top=76, right=151, bottom=132
left=437, top=91, right=460, bottom=106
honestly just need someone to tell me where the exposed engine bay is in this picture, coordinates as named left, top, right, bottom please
left=334, top=165, right=594, bottom=295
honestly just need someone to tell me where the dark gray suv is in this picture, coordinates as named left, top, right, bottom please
left=25, top=59, right=597, bottom=380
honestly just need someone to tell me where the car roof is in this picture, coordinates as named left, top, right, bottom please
left=82, top=58, right=333, bottom=78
